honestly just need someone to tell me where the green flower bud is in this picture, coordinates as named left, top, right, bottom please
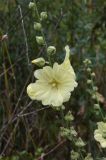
left=71, top=150, right=80, bottom=160
left=64, top=111, right=74, bottom=122
left=87, top=79, right=92, bottom=84
left=87, top=68, right=91, bottom=72
left=88, top=60, right=92, bottom=64
left=91, top=94, right=97, bottom=100
left=29, top=2, right=35, bottom=9
left=91, top=72, right=95, bottom=77
left=36, top=36, right=44, bottom=45
left=93, top=86, right=98, bottom=91
left=70, top=127, right=77, bottom=137
left=52, top=105, right=65, bottom=111
left=60, top=127, right=70, bottom=138
left=34, top=22, right=42, bottom=31
left=83, top=59, right=91, bottom=65
left=94, top=104, right=100, bottom=110
left=84, top=153, right=93, bottom=160
left=47, top=46, right=56, bottom=55
left=31, top=57, right=45, bottom=67
left=75, top=138, right=85, bottom=147
left=40, top=12, right=48, bottom=20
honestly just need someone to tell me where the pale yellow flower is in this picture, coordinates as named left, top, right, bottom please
left=94, top=121, right=106, bottom=148
left=27, top=45, right=77, bottom=106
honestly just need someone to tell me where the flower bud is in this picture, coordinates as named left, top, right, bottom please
left=29, top=2, right=35, bottom=9
left=36, top=36, right=44, bottom=45
left=34, top=22, right=42, bottom=31
left=75, top=138, right=85, bottom=147
left=83, top=59, right=91, bottom=65
left=91, top=94, right=97, bottom=100
left=84, top=153, right=93, bottom=160
left=87, top=79, right=92, bottom=84
left=87, top=68, right=91, bottom=72
left=71, top=150, right=80, bottom=160
left=91, top=72, right=95, bottom=77
left=31, top=57, right=45, bottom=67
left=93, top=86, right=98, bottom=91
left=40, top=12, right=48, bottom=20
left=64, top=111, right=74, bottom=122
left=47, top=46, right=56, bottom=55
left=94, top=104, right=100, bottom=110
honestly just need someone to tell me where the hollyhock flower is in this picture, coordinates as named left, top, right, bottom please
left=27, top=45, right=77, bottom=106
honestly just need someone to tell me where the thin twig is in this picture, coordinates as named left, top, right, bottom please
left=18, top=4, right=30, bottom=65
left=37, top=140, right=66, bottom=160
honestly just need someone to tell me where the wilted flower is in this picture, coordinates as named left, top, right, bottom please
left=31, top=58, right=45, bottom=67
left=27, top=45, right=77, bottom=106
left=94, top=121, right=106, bottom=148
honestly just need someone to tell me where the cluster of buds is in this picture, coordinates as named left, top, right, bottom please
left=83, top=58, right=102, bottom=116
left=60, top=126, right=77, bottom=141
left=29, top=2, right=56, bottom=66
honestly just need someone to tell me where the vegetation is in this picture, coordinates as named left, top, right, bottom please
left=0, top=0, right=106, bottom=159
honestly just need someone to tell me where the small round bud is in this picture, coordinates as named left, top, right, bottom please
left=29, top=2, right=35, bottom=9
left=93, top=86, right=98, bottom=91
left=91, top=94, right=97, bottom=100
left=31, top=57, right=45, bottom=67
left=40, top=12, right=48, bottom=20
left=88, top=60, right=92, bottom=64
left=85, top=153, right=93, bottom=160
left=64, top=111, right=74, bottom=122
left=34, top=22, right=42, bottom=31
left=83, top=59, right=91, bottom=65
left=91, top=72, right=95, bottom=77
left=94, top=104, right=100, bottom=110
left=47, top=46, right=56, bottom=55
left=71, top=150, right=80, bottom=160
left=75, top=138, right=85, bottom=147
left=87, top=68, right=91, bottom=72
left=36, top=36, right=44, bottom=45
left=87, top=79, right=92, bottom=84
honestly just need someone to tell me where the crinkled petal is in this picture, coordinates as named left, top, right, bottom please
left=34, top=66, right=53, bottom=82
left=42, top=88, right=63, bottom=106
left=27, top=82, right=51, bottom=100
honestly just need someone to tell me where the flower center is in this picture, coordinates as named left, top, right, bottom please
left=52, top=82, right=57, bottom=87
left=50, top=79, right=59, bottom=88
